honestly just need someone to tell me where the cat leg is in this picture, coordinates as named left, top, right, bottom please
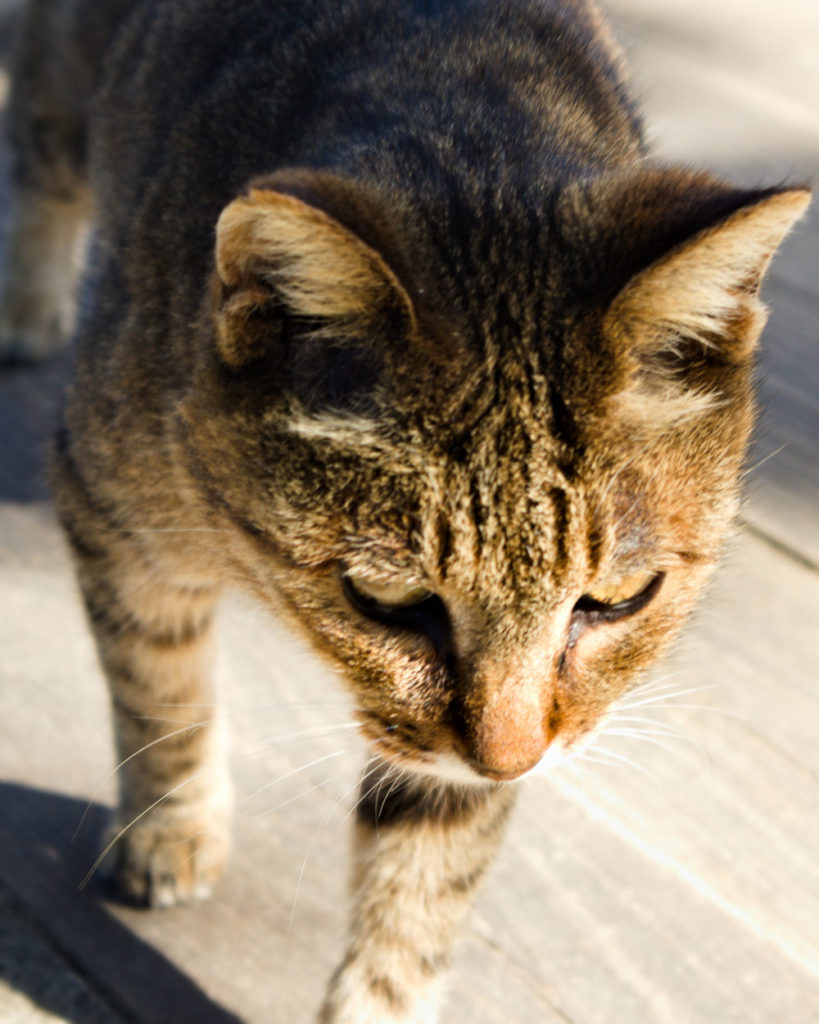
left=319, top=762, right=516, bottom=1024
left=0, top=183, right=91, bottom=363
left=54, top=448, right=231, bottom=907
left=0, top=0, right=93, bottom=364
left=81, top=553, right=230, bottom=907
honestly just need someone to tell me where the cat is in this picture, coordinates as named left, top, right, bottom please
left=0, top=0, right=809, bottom=1021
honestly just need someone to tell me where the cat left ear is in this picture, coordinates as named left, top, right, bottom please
left=214, top=186, right=415, bottom=367
left=603, top=185, right=810, bottom=423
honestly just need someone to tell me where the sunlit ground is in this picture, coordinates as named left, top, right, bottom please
left=0, top=1, right=817, bottom=1021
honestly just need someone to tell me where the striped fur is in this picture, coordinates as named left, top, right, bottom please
left=320, top=769, right=515, bottom=1022
left=1, top=0, right=808, bottom=1020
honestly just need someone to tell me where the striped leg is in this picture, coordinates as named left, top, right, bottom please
left=319, top=762, right=516, bottom=1024
left=90, top=567, right=231, bottom=908
left=0, top=185, right=90, bottom=363
left=54, top=450, right=231, bottom=907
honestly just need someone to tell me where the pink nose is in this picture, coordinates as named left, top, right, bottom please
left=468, top=695, right=548, bottom=781
left=469, top=758, right=543, bottom=782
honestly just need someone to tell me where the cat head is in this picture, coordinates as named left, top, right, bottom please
left=183, top=166, right=808, bottom=783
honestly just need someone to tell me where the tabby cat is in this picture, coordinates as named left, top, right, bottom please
left=0, top=0, right=808, bottom=1020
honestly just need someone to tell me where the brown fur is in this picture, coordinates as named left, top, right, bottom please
left=0, top=0, right=808, bottom=1020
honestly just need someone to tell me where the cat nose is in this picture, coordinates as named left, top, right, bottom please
left=468, top=756, right=543, bottom=782
left=468, top=717, right=547, bottom=781
left=464, top=674, right=549, bottom=780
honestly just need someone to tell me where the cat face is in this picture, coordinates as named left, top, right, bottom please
left=180, top=167, right=808, bottom=783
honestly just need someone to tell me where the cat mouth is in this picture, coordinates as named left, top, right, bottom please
left=356, top=712, right=514, bottom=785
left=356, top=711, right=494, bottom=783
left=465, top=760, right=535, bottom=782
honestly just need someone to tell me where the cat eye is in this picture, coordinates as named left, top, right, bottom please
left=573, top=570, right=664, bottom=623
left=584, top=569, right=659, bottom=608
left=342, top=573, right=452, bottom=653
left=343, top=574, right=432, bottom=609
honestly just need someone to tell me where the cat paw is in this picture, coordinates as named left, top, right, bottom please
left=317, top=967, right=442, bottom=1024
left=0, top=300, right=66, bottom=365
left=105, top=814, right=230, bottom=909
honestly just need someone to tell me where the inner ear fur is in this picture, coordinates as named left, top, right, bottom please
left=214, top=180, right=415, bottom=367
left=598, top=177, right=810, bottom=424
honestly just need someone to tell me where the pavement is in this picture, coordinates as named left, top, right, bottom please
left=1, top=2, right=818, bottom=1023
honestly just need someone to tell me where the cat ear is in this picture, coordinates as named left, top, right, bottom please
left=214, top=185, right=415, bottom=367
left=601, top=182, right=810, bottom=424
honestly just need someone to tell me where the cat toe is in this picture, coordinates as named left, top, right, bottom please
left=107, top=817, right=230, bottom=909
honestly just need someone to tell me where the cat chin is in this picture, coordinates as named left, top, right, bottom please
left=408, top=746, right=568, bottom=787
left=409, top=752, right=495, bottom=787
left=367, top=741, right=494, bottom=787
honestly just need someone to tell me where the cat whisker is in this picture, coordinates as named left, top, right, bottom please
left=367, top=767, right=393, bottom=824
left=741, top=442, right=788, bottom=478
left=230, top=723, right=362, bottom=765
left=234, top=749, right=348, bottom=815
left=605, top=714, right=707, bottom=751
left=629, top=671, right=686, bottom=690
left=563, top=759, right=602, bottom=789
left=602, top=702, right=715, bottom=769
left=578, top=744, right=653, bottom=778
left=573, top=751, right=621, bottom=770
left=135, top=718, right=359, bottom=745
left=614, top=684, right=715, bottom=711
left=600, top=728, right=706, bottom=764
left=287, top=761, right=382, bottom=936
left=78, top=770, right=204, bottom=890
left=74, top=721, right=359, bottom=841
left=607, top=712, right=695, bottom=734
left=641, top=702, right=748, bottom=720
left=612, top=681, right=691, bottom=708
left=603, top=726, right=689, bottom=743
left=73, top=720, right=209, bottom=841
left=130, top=713, right=218, bottom=727
left=606, top=712, right=689, bottom=731
left=618, top=672, right=688, bottom=699
left=572, top=751, right=639, bottom=777
left=336, top=764, right=382, bottom=824
left=339, top=760, right=395, bottom=829
left=83, top=749, right=351, bottom=890
left=243, top=776, right=336, bottom=825
left=170, top=773, right=338, bottom=879
left=377, top=764, right=411, bottom=820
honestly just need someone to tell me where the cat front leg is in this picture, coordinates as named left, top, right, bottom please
left=318, top=760, right=516, bottom=1024
left=81, top=557, right=231, bottom=908
left=53, top=441, right=231, bottom=907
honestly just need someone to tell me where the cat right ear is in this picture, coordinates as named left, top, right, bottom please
left=606, top=185, right=809, bottom=423
left=562, top=171, right=810, bottom=426
left=213, top=186, right=415, bottom=367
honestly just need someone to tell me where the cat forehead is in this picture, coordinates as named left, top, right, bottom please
left=272, top=331, right=711, bottom=595
left=283, top=403, right=629, bottom=585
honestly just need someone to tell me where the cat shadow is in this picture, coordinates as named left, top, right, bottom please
left=0, top=348, right=70, bottom=502
left=0, top=1, right=71, bottom=504
left=0, top=781, right=243, bottom=1024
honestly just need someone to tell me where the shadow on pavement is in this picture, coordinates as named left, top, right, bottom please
left=0, top=0, right=68, bottom=504
left=0, top=781, right=244, bottom=1024
left=0, top=350, right=69, bottom=502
